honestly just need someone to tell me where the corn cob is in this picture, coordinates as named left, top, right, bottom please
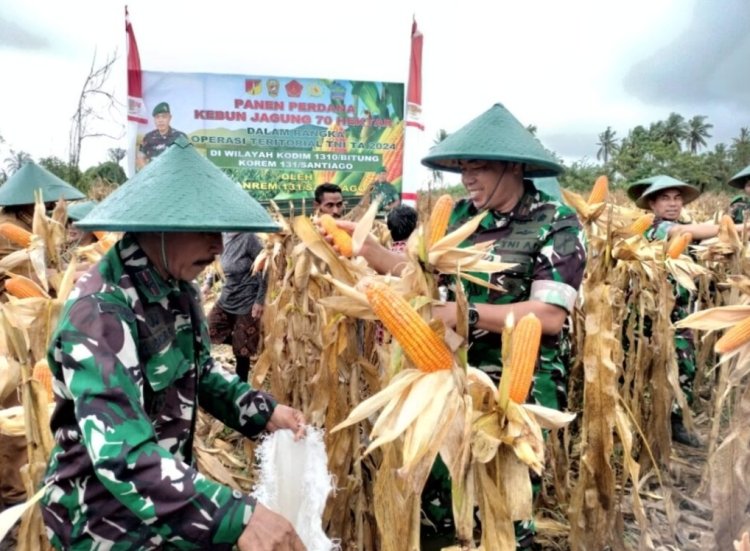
left=5, top=275, right=46, bottom=298
left=626, top=213, right=655, bottom=235
left=587, top=175, right=609, bottom=205
left=319, top=214, right=353, bottom=257
left=506, top=313, right=542, bottom=403
left=715, top=316, right=750, bottom=354
left=95, top=232, right=119, bottom=253
left=666, top=232, right=692, bottom=259
left=32, top=359, right=54, bottom=403
left=365, top=281, right=453, bottom=372
left=427, top=195, right=454, bottom=248
left=0, top=223, right=32, bottom=248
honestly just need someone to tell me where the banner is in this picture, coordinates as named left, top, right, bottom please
left=132, top=72, right=405, bottom=202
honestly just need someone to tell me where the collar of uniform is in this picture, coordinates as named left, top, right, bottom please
left=119, top=233, right=180, bottom=302
left=490, top=180, right=537, bottom=224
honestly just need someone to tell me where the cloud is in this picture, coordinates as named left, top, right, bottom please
left=624, top=0, right=750, bottom=112
left=0, top=15, right=49, bottom=50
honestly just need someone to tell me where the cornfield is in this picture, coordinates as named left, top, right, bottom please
left=2, top=183, right=750, bottom=551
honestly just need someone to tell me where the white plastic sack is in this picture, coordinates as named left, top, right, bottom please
left=252, top=427, right=337, bottom=551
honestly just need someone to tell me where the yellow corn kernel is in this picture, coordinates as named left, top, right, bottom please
left=626, top=213, right=655, bottom=235
left=319, top=214, right=353, bottom=257
left=32, top=359, right=54, bottom=403
left=506, top=313, right=542, bottom=403
left=427, top=194, right=454, bottom=248
left=587, top=175, right=609, bottom=205
left=6, top=275, right=46, bottom=298
left=715, top=316, right=750, bottom=354
left=365, top=281, right=453, bottom=372
left=0, top=223, right=32, bottom=248
left=666, top=232, right=692, bottom=259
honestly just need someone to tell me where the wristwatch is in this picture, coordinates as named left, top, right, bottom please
left=467, top=303, right=480, bottom=328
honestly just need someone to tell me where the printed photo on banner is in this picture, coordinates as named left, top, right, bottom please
left=130, top=71, right=405, bottom=205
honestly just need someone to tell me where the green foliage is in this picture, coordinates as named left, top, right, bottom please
left=560, top=160, right=608, bottom=192
left=77, top=161, right=126, bottom=194
left=39, top=156, right=82, bottom=186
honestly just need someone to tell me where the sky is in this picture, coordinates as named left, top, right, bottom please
left=1, top=0, right=749, bottom=182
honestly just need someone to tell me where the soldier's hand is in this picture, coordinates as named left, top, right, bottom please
left=251, top=302, right=264, bottom=319
left=432, top=301, right=457, bottom=328
left=265, top=404, right=306, bottom=441
left=237, top=503, right=306, bottom=551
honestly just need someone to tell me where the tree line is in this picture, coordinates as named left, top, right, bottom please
left=563, top=113, right=750, bottom=194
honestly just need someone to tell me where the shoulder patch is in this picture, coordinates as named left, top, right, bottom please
left=553, top=231, right=579, bottom=256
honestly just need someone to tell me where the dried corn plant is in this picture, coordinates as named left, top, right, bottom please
left=250, top=208, right=383, bottom=550
left=293, top=198, right=575, bottom=550
left=676, top=293, right=750, bottom=548
left=562, top=178, right=727, bottom=550
left=0, top=194, right=80, bottom=551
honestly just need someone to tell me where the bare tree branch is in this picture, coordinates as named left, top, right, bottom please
left=69, top=50, right=125, bottom=168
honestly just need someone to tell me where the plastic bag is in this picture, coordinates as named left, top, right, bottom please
left=252, top=427, right=337, bottom=551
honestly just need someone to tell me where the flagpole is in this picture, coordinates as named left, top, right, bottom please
left=401, top=18, right=424, bottom=207
left=126, top=6, right=147, bottom=177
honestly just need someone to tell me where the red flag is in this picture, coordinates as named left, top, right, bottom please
left=126, top=7, right=148, bottom=124
left=406, top=18, right=424, bottom=131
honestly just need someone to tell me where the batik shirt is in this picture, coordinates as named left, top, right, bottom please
left=41, top=234, right=277, bottom=550
left=448, top=183, right=586, bottom=409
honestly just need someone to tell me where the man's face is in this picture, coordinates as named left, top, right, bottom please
left=377, top=171, right=387, bottom=182
left=744, top=181, right=750, bottom=195
left=163, top=232, right=223, bottom=281
left=66, top=225, right=84, bottom=245
left=316, top=192, right=344, bottom=218
left=648, top=188, right=683, bottom=220
left=459, top=160, right=509, bottom=210
left=154, top=113, right=172, bottom=134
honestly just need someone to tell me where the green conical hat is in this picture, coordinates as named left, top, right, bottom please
left=0, top=162, right=85, bottom=206
left=421, top=103, right=563, bottom=177
left=77, top=137, right=280, bottom=232
left=532, top=176, right=562, bottom=201
left=67, top=200, right=97, bottom=221
left=629, top=175, right=700, bottom=209
left=728, top=164, right=750, bottom=189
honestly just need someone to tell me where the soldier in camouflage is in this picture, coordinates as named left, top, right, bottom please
left=368, top=165, right=401, bottom=217
left=41, top=137, right=306, bottom=551
left=727, top=164, right=750, bottom=224
left=347, top=104, right=587, bottom=549
left=629, top=175, right=748, bottom=448
left=137, top=102, right=188, bottom=170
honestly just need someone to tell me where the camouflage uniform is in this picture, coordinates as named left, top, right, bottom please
left=422, top=182, right=587, bottom=546
left=139, top=127, right=188, bottom=164
left=369, top=181, right=400, bottom=216
left=41, top=234, right=277, bottom=550
left=645, top=218, right=696, bottom=405
left=729, top=195, right=750, bottom=224
left=450, top=184, right=586, bottom=409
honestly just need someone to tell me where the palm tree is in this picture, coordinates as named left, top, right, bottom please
left=4, top=150, right=32, bottom=175
left=596, top=126, right=619, bottom=164
left=526, top=124, right=538, bottom=136
left=733, top=127, right=750, bottom=148
left=660, top=112, right=687, bottom=149
left=732, top=127, right=750, bottom=168
left=686, top=115, right=713, bottom=153
left=432, top=129, right=449, bottom=186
